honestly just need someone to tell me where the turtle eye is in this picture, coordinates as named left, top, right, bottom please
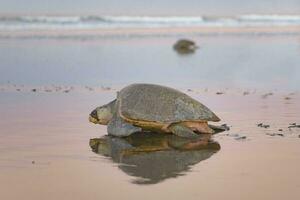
left=90, top=110, right=98, bottom=119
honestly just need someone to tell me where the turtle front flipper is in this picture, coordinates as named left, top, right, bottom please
left=107, top=114, right=142, bottom=137
left=169, top=124, right=200, bottom=139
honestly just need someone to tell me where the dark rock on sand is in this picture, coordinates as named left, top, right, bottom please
left=288, top=124, right=300, bottom=128
left=235, top=136, right=247, bottom=140
left=31, top=89, right=37, bottom=92
left=261, top=92, right=273, bottom=99
left=216, top=92, right=224, bottom=95
left=257, top=123, right=270, bottom=128
left=173, top=39, right=198, bottom=54
left=267, top=133, right=284, bottom=137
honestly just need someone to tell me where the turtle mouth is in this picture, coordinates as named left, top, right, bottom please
left=89, top=115, right=99, bottom=124
left=89, top=115, right=108, bottom=125
left=89, top=109, right=99, bottom=124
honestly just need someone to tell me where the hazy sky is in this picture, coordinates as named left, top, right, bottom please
left=1, top=0, right=300, bottom=15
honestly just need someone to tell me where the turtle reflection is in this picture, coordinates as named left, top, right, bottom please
left=89, top=132, right=220, bottom=184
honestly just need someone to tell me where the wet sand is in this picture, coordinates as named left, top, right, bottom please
left=1, top=26, right=300, bottom=39
left=1, top=34, right=300, bottom=199
left=0, top=87, right=299, bottom=200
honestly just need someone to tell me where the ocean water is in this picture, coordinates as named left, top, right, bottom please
left=1, top=15, right=300, bottom=32
left=0, top=0, right=300, bottom=35
left=1, top=0, right=300, bottom=15
left=0, top=35, right=300, bottom=90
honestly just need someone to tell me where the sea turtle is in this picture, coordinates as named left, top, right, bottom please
left=89, top=83, right=224, bottom=138
left=173, top=39, right=198, bottom=54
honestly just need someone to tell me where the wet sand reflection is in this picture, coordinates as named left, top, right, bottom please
left=90, top=132, right=220, bottom=184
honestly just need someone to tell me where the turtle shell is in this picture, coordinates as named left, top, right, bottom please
left=117, top=84, right=220, bottom=123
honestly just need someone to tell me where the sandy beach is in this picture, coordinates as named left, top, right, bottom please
left=1, top=10, right=300, bottom=199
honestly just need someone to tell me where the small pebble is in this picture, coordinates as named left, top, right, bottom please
left=85, top=86, right=94, bottom=91
left=187, top=89, right=192, bottom=92
left=31, top=89, right=37, bottom=92
left=216, top=92, right=224, bottom=95
left=257, top=123, right=270, bottom=128
left=235, top=136, right=247, bottom=140
left=267, top=133, right=284, bottom=137
left=243, top=91, right=250, bottom=96
left=261, top=92, right=273, bottom=98
left=284, top=97, right=291, bottom=100
left=63, top=90, right=70, bottom=93
left=289, top=125, right=300, bottom=128
left=32, top=161, right=35, bottom=164
left=226, top=133, right=240, bottom=137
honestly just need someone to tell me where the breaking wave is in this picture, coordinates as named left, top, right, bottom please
left=0, top=14, right=300, bottom=31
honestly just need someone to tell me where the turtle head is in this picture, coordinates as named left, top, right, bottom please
left=89, top=100, right=116, bottom=125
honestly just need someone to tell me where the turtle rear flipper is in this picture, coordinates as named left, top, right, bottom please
left=107, top=114, right=142, bottom=137
left=169, top=124, right=200, bottom=139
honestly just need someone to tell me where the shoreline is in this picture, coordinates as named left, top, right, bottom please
left=1, top=26, right=300, bottom=38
